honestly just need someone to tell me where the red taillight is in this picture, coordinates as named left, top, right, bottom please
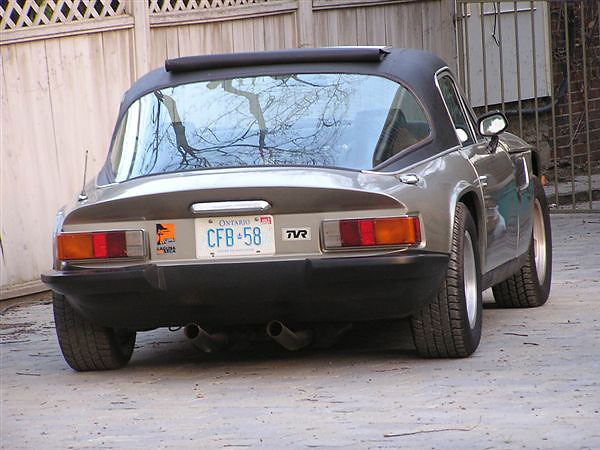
left=323, top=217, right=421, bottom=249
left=57, top=231, right=144, bottom=261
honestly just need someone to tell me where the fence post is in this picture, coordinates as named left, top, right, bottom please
left=126, top=0, right=151, bottom=78
left=297, top=0, right=314, bottom=48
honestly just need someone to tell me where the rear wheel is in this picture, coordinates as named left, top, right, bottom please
left=492, top=175, right=552, bottom=307
left=53, top=292, right=136, bottom=371
left=411, top=203, right=482, bottom=358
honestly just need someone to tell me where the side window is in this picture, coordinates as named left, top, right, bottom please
left=372, top=86, right=431, bottom=166
left=437, top=75, right=475, bottom=146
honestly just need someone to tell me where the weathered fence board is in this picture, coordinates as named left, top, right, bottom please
left=1, top=29, right=135, bottom=292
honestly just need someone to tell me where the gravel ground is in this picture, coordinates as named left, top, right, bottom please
left=1, top=214, right=599, bottom=450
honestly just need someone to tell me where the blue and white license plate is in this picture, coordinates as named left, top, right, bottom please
left=195, top=215, right=275, bottom=259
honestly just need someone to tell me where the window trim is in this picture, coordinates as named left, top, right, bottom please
left=434, top=68, right=478, bottom=147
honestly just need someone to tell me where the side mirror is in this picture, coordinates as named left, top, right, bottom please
left=478, top=111, right=508, bottom=137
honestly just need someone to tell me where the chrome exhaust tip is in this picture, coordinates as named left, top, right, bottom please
left=184, top=323, right=228, bottom=353
left=266, top=320, right=312, bottom=351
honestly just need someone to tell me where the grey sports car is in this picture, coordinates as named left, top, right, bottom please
left=42, top=47, right=552, bottom=371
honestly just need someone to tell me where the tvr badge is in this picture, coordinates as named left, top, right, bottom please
left=282, top=227, right=311, bottom=241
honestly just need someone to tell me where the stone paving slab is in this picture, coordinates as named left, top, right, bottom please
left=1, top=215, right=599, bottom=450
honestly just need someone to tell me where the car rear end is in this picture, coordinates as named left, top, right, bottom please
left=44, top=165, right=449, bottom=330
left=43, top=48, right=450, bottom=335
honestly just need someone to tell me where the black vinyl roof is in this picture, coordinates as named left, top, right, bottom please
left=98, top=47, right=460, bottom=184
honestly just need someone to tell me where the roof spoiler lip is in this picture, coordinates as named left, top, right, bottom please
left=164, top=46, right=391, bottom=73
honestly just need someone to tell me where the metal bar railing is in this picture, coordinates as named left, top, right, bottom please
left=497, top=1, right=505, bottom=112
left=464, top=2, right=472, bottom=102
left=563, top=2, right=575, bottom=210
left=456, top=0, right=598, bottom=213
left=581, top=3, right=592, bottom=209
left=457, top=3, right=466, bottom=90
left=480, top=2, right=489, bottom=111
left=547, top=1, right=559, bottom=209
left=514, top=1, right=523, bottom=137
left=530, top=1, right=540, bottom=161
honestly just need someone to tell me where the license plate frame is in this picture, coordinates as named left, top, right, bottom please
left=194, top=215, right=275, bottom=259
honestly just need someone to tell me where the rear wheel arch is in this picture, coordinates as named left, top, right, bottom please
left=411, top=202, right=483, bottom=357
left=457, top=189, right=485, bottom=266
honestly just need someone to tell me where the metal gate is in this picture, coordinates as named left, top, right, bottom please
left=455, top=0, right=600, bottom=213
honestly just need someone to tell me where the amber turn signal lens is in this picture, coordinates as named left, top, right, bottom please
left=374, top=217, right=421, bottom=245
left=57, top=234, right=95, bottom=260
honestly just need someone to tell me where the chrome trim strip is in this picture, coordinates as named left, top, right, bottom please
left=190, top=200, right=271, bottom=215
left=519, top=156, right=530, bottom=191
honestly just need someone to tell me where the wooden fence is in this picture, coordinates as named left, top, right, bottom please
left=0, top=0, right=455, bottom=297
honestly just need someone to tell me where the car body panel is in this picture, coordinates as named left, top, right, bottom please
left=462, top=140, right=519, bottom=273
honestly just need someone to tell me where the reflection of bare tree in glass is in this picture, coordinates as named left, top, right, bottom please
left=137, top=74, right=357, bottom=175
left=217, top=79, right=268, bottom=160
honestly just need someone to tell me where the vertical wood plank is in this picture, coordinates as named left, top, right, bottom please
left=220, top=21, right=234, bottom=53
left=297, top=0, right=314, bottom=48
left=313, top=11, right=329, bottom=47
left=356, top=7, right=368, bottom=45
left=1, top=44, right=33, bottom=284
left=384, top=4, right=401, bottom=47
left=405, top=1, right=424, bottom=49
left=263, top=15, right=282, bottom=50
left=283, top=13, right=297, bottom=48
left=177, top=25, right=193, bottom=57
left=336, top=8, right=358, bottom=46
left=165, top=27, right=180, bottom=59
left=439, top=0, right=456, bottom=71
left=422, top=0, right=443, bottom=56
left=366, top=6, right=386, bottom=46
left=253, top=17, right=266, bottom=51
left=1, top=41, right=56, bottom=282
left=150, top=27, right=168, bottom=69
left=126, top=0, right=151, bottom=78
left=233, top=19, right=255, bottom=52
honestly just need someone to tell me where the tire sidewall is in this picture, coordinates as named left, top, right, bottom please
left=458, top=206, right=483, bottom=354
left=530, top=175, right=553, bottom=303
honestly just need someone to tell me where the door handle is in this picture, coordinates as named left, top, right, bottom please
left=479, top=175, right=488, bottom=187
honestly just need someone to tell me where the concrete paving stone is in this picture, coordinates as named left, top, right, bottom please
left=1, top=214, right=599, bottom=450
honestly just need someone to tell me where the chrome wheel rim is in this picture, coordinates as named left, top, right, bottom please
left=533, top=199, right=547, bottom=285
left=463, top=231, right=478, bottom=329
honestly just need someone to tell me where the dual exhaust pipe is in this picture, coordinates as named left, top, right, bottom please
left=183, top=324, right=228, bottom=353
left=266, top=320, right=313, bottom=351
left=184, top=320, right=313, bottom=352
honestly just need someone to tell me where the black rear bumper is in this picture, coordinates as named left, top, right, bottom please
left=42, top=252, right=449, bottom=330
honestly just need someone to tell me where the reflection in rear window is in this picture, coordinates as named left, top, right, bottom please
left=111, top=73, right=430, bottom=181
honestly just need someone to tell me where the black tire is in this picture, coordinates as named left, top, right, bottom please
left=492, top=175, right=552, bottom=307
left=53, top=292, right=136, bottom=371
left=411, top=203, right=482, bottom=358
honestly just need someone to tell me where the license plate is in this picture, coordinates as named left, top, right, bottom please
left=195, top=215, right=275, bottom=259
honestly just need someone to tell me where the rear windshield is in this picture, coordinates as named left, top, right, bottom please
left=110, top=73, right=430, bottom=182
